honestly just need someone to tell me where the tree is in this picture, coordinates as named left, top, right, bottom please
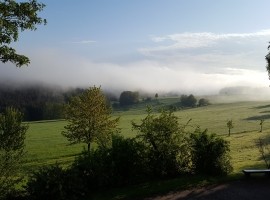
left=0, top=0, right=47, bottom=67
left=180, top=94, right=197, bottom=107
left=62, top=86, right=120, bottom=152
left=266, top=42, right=270, bottom=80
left=198, top=98, right=210, bottom=106
left=0, top=107, right=28, bottom=198
left=119, top=91, right=139, bottom=106
left=132, top=106, right=190, bottom=176
left=155, top=93, right=158, bottom=100
left=227, top=119, right=234, bottom=136
left=259, top=119, right=265, bottom=132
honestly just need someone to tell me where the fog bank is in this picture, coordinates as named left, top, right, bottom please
left=1, top=48, right=269, bottom=95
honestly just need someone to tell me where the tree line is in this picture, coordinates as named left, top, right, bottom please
left=0, top=84, right=211, bottom=121
left=0, top=84, right=118, bottom=121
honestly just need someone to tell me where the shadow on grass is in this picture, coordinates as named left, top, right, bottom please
left=260, top=110, right=270, bottom=114
left=244, top=114, right=270, bottom=121
left=253, top=104, right=270, bottom=109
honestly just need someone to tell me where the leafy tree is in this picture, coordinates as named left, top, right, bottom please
left=119, top=91, right=139, bottom=106
left=227, top=119, right=234, bottom=136
left=155, top=93, right=158, bottom=100
left=198, top=98, right=210, bottom=106
left=180, top=94, right=197, bottom=107
left=266, top=42, right=270, bottom=79
left=0, top=0, right=47, bottom=67
left=62, top=86, right=120, bottom=152
left=0, top=107, right=28, bottom=198
left=190, top=129, right=233, bottom=175
left=259, top=119, right=265, bottom=132
left=132, top=106, right=190, bottom=177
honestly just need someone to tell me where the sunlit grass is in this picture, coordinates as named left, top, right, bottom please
left=20, top=96, right=270, bottom=198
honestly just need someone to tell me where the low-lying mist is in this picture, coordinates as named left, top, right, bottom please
left=1, top=48, right=269, bottom=98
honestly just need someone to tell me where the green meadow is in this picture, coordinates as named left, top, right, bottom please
left=21, top=95, right=270, bottom=198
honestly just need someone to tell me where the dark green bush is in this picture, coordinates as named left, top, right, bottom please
left=109, top=134, right=149, bottom=185
left=190, top=129, right=233, bottom=175
left=26, top=163, right=87, bottom=200
left=70, top=134, right=148, bottom=190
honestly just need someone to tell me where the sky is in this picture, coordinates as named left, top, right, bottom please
left=1, top=0, right=270, bottom=95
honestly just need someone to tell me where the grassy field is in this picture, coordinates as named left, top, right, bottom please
left=21, top=95, right=270, bottom=198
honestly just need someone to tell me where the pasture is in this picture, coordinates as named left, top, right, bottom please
left=22, top=95, right=270, bottom=176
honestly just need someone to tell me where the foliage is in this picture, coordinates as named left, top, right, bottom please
left=132, top=106, right=191, bottom=177
left=0, top=85, right=93, bottom=121
left=62, top=86, right=120, bottom=151
left=169, top=105, right=177, bottom=111
left=0, top=0, right=46, bottom=67
left=70, top=134, right=148, bottom=190
left=227, top=119, right=234, bottom=136
left=180, top=94, right=197, bottom=107
left=108, top=134, right=149, bottom=185
left=198, top=98, right=210, bottom=106
left=26, top=163, right=87, bottom=200
left=259, top=119, right=265, bottom=132
left=0, top=107, right=28, bottom=198
left=119, top=91, right=139, bottom=106
left=190, top=129, right=233, bottom=175
left=256, top=138, right=270, bottom=169
left=266, top=42, right=270, bottom=79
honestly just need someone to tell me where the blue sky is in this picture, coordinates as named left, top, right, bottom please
left=2, top=0, right=270, bottom=94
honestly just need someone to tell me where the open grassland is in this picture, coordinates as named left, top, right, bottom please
left=21, top=95, right=270, bottom=198
left=23, top=95, right=270, bottom=172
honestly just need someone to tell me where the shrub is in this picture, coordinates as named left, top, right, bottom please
left=190, top=129, right=233, bottom=175
left=26, top=164, right=87, bottom=200
left=70, top=134, right=148, bottom=190
left=107, top=134, right=148, bottom=185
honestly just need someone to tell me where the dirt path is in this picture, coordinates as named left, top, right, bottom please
left=143, top=179, right=270, bottom=200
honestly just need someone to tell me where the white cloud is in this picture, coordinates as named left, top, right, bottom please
left=140, top=30, right=270, bottom=53
left=151, top=37, right=167, bottom=42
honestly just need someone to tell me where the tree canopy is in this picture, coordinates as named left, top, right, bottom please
left=119, top=91, right=139, bottom=106
left=0, top=107, right=28, bottom=198
left=0, top=0, right=46, bottom=67
left=266, top=42, right=270, bottom=79
left=62, top=86, right=120, bottom=151
left=198, top=98, right=210, bottom=106
left=132, top=106, right=190, bottom=176
left=180, top=94, right=197, bottom=107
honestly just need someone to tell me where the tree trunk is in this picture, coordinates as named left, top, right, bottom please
left=228, top=128, right=230, bottom=136
left=88, top=143, right=90, bottom=152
